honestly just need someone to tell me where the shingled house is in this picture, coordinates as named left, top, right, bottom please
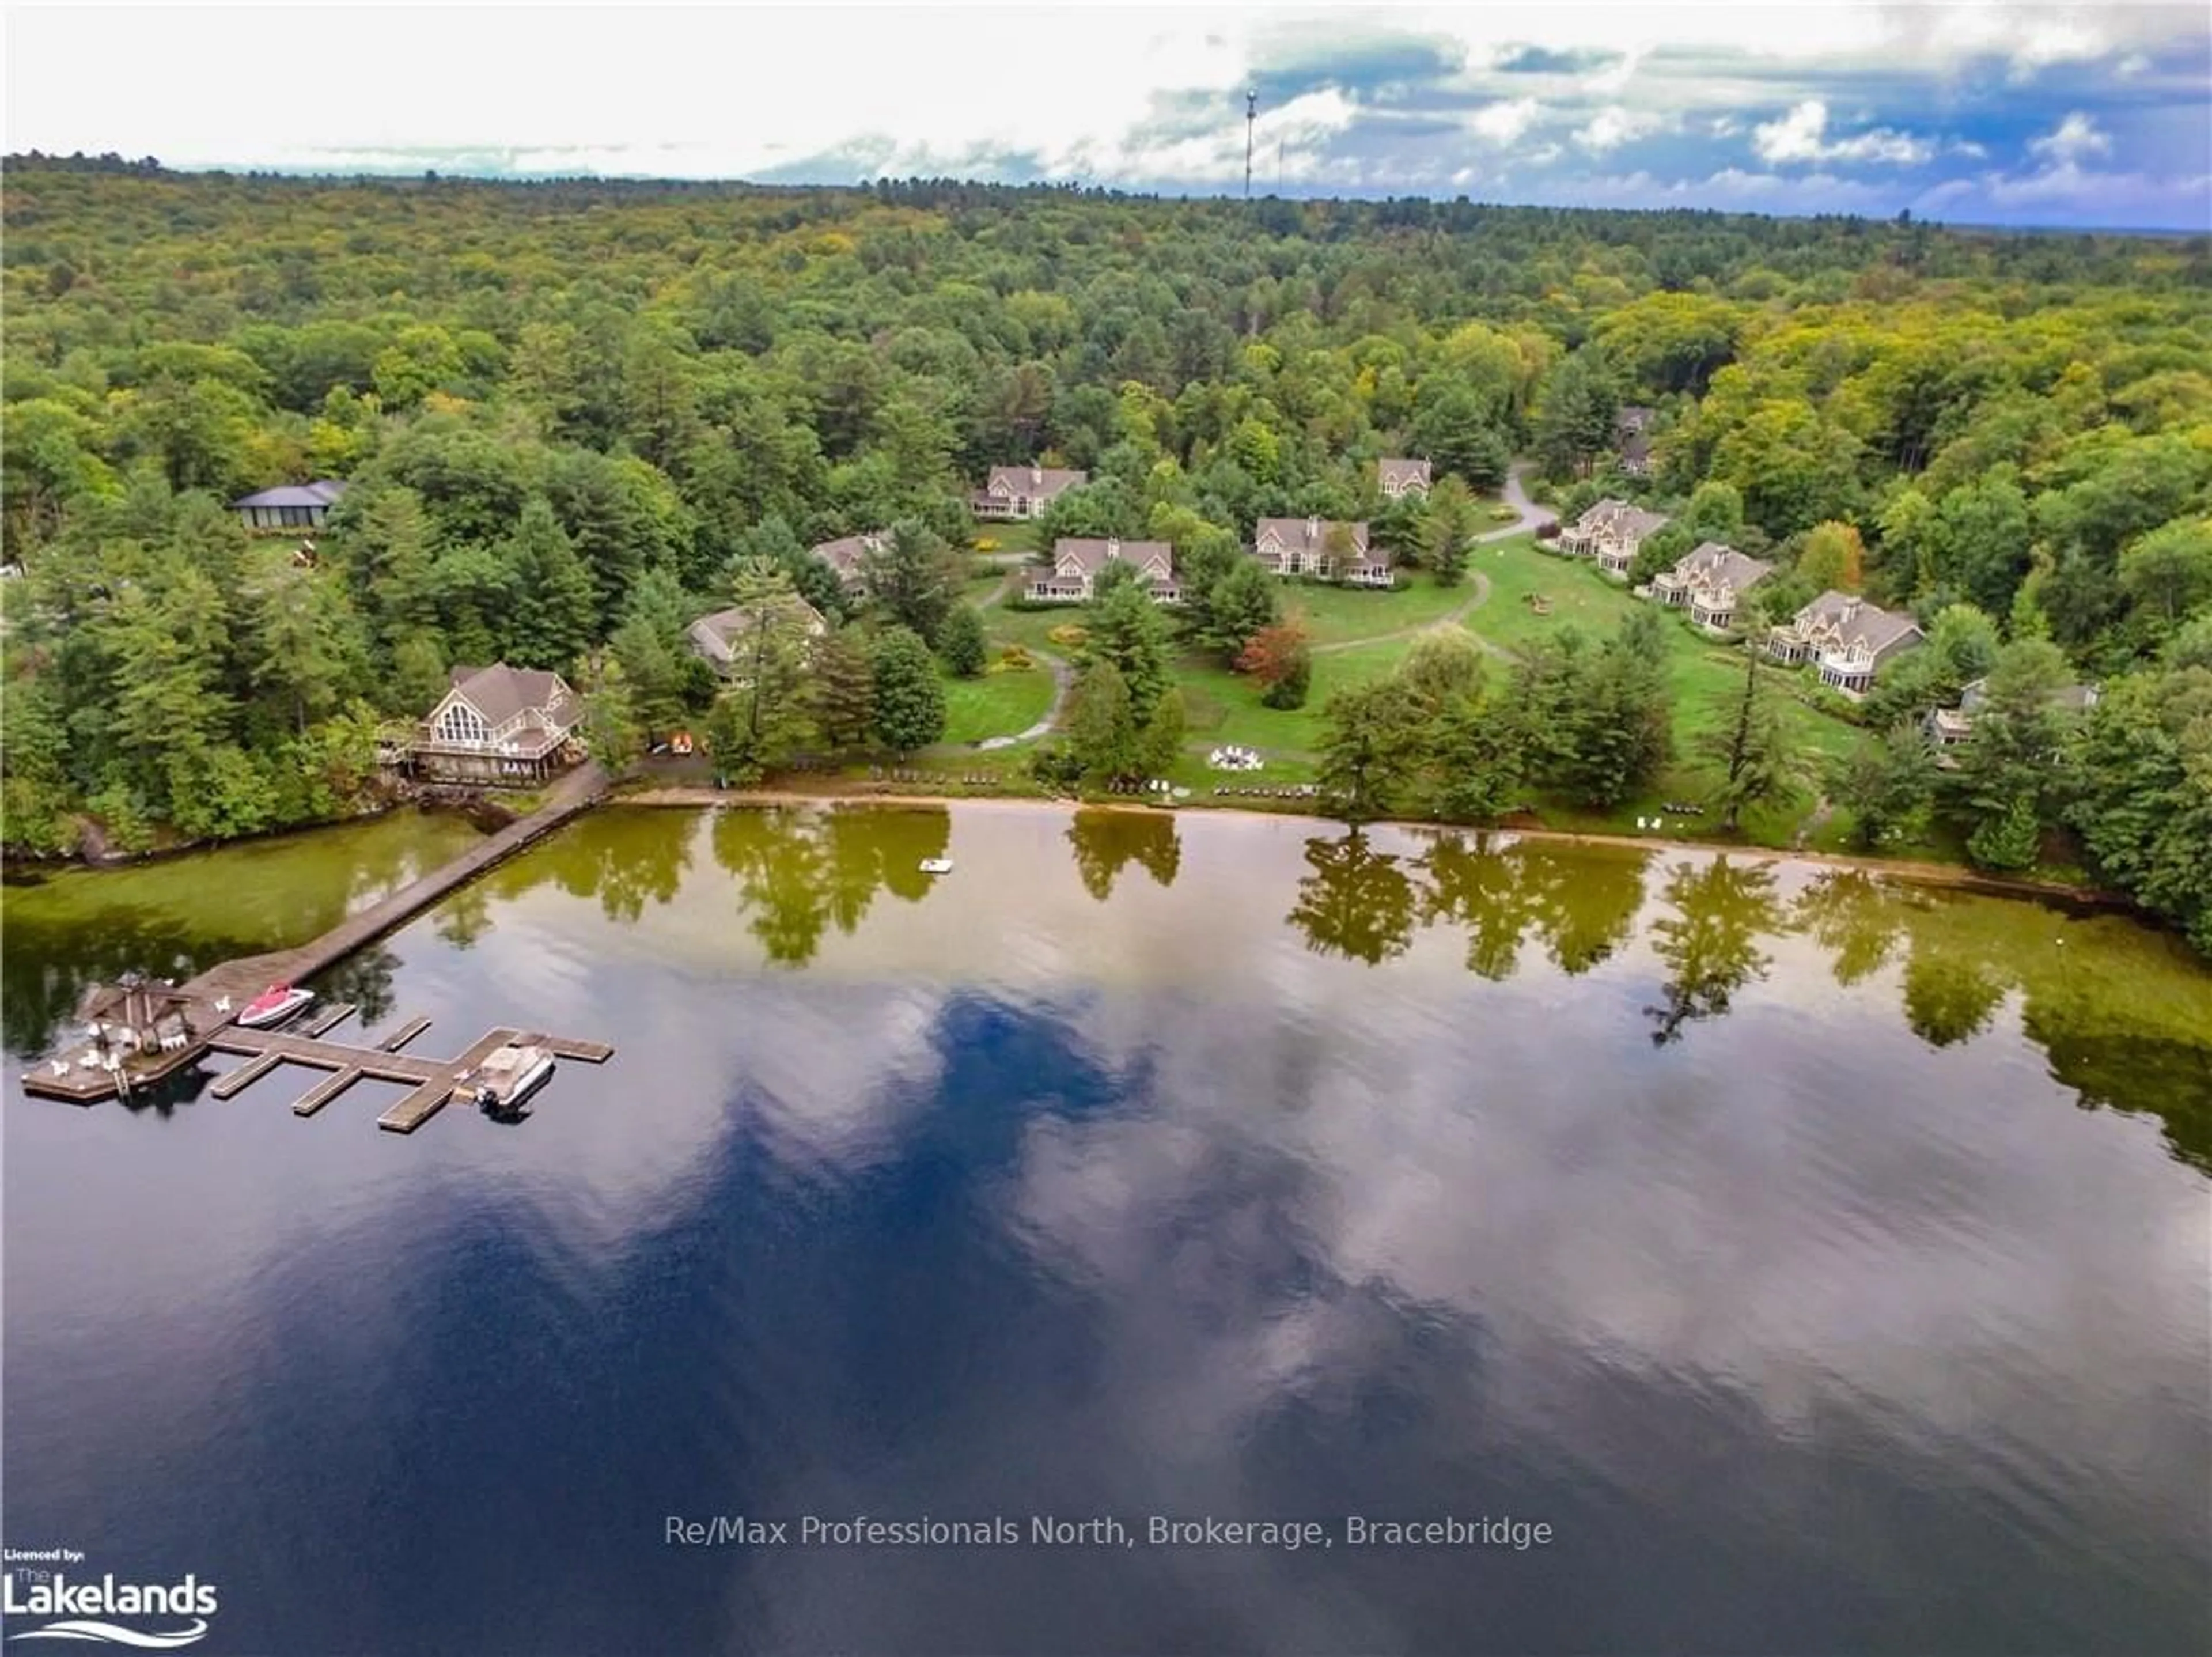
left=1927, top=677, right=2102, bottom=748
left=1766, top=592, right=1924, bottom=698
left=1648, top=542, right=1773, bottom=631
left=411, top=663, right=585, bottom=783
left=1377, top=457, right=1433, bottom=500
left=1028, top=536, right=1179, bottom=604
left=1252, top=517, right=1394, bottom=587
left=231, top=479, right=347, bottom=532
left=972, top=464, right=1087, bottom=521
left=687, top=594, right=831, bottom=672
left=1560, top=498, right=1670, bottom=565
left=808, top=532, right=885, bottom=596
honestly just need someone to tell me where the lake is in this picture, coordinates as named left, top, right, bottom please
left=4, top=804, right=2207, bottom=1656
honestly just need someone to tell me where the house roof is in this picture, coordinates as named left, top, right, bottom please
left=1573, top=498, right=1671, bottom=539
left=232, top=479, right=348, bottom=509
left=1619, top=430, right=1654, bottom=465
left=1669, top=541, right=1772, bottom=592
left=1256, top=517, right=1372, bottom=555
left=1791, top=591, right=1922, bottom=654
left=1958, top=677, right=2100, bottom=714
left=446, top=663, right=575, bottom=727
left=1051, top=537, right=1175, bottom=578
left=1377, top=457, right=1431, bottom=487
left=810, top=532, right=885, bottom=576
left=985, top=464, right=1086, bottom=496
left=686, top=597, right=830, bottom=664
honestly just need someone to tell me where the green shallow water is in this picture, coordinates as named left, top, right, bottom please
left=0, top=807, right=484, bottom=1055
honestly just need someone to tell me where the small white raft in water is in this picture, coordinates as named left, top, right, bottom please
left=918, top=858, right=954, bottom=875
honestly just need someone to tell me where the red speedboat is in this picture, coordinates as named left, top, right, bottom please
left=236, top=982, right=316, bottom=1030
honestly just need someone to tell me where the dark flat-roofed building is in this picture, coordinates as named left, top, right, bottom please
left=232, top=479, right=347, bottom=531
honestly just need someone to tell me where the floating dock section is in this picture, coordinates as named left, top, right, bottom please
left=203, top=1023, right=614, bottom=1133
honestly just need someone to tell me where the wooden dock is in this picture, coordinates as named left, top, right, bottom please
left=205, top=1023, right=614, bottom=1133
left=22, top=761, right=614, bottom=1111
left=171, top=761, right=609, bottom=1024
left=300, top=1001, right=357, bottom=1038
left=378, top=1016, right=433, bottom=1052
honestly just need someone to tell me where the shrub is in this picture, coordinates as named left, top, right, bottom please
left=995, top=645, right=1035, bottom=672
left=1046, top=623, right=1090, bottom=649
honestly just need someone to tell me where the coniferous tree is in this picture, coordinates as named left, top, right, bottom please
left=939, top=604, right=988, bottom=678
left=809, top=626, right=878, bottom=752
left=870, top=625, right=946, bottom=755
left=1697, top=652, right=1802, bottom=831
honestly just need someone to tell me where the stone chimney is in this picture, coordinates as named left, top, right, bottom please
left=1105, top=535, right=1120, bottom=558
left=1841, top=597, right=1862, bottom=625
left=1306, top=514, right=1321, bottom=543
left=1030, top=465, right=1044, bottom=487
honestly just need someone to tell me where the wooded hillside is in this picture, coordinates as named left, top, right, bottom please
left=3, top=163, right=2207, bottom=947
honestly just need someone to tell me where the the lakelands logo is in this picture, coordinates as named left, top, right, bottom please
left=2, top=1552, right=217, bottom=1649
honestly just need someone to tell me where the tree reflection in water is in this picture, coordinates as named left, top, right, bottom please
left=710, top=805, right=952, bottom=967
left=317, top=944, right=402, bottom=1028
left=1644, top=858, right=1785, bottom=1046
left=1066, top=810, right=1181, bottom=903
left=1793, top=871, right=1908, bottom=987
left=1287, top=833, right=1418, bottom=966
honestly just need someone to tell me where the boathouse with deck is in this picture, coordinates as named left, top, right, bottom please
left=408, top=663, right=585, bottom=784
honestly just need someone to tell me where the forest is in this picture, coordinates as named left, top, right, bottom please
left=2, top=160, right=2209, bottom=952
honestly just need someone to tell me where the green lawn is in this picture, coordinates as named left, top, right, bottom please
left=1457, top=535, right=1637, bottom=649
left=1172, top=640, right=1410, bottom=754
left=938, top=664, right=1056, bottom=745
left=1465, top=536, right=1866, bottom=774
left=967, top=519, right=1040, bottom=556
left=970, top=539, right=1872, bottom=849
left=1282, top=575, right=1476, bottom=645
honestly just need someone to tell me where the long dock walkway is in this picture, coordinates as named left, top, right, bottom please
left=24, top=763, right=612, bottom=1107
left=176, top=762, right=608, bottom=1018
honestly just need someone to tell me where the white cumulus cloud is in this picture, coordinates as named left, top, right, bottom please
left=2028, top=112, right=2113, bottom=164
left=1576, top=106, right=1657, bottom=154
left=1752, top=100, right=1933, bottom=166
left=1468, top=97, right=1543, bottom=145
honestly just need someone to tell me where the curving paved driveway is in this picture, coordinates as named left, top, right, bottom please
left=1309, top=464, right=1543, bottom=659
left=1475, top=462, right=1547, bottom=542
left=971, top=648, right=1073, bottom=751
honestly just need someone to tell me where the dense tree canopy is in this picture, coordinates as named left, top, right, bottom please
left=2, top=161, right=2207, bottom=947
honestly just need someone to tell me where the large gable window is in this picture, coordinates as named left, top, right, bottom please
left=435, top=701, right=488, bottom=746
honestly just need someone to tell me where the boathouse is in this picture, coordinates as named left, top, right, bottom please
left=408, top=663, right=585, bottom=784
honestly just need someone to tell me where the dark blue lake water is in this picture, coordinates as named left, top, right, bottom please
left=5, top=805, right=2208, bottom=1655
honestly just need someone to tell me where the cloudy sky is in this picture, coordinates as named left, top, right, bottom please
left=6, top=3, right=2209, bottom=228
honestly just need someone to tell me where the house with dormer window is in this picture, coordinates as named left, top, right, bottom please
left=1377, top=458, right=1433, bottom=500
left=1560, top=498, right=1670, bottom=564
left=808, top=532, right=884, bottom=596
left=1767, top=592, right=1924, bottom=699
left=1027, top=536, right=1180, bottom=604
left=1252, top=517, right=1393, bottom=587
left=972, top=464, right=1088, bottom=521
left=411, top=663, right=584, bottom=783
left=1647, top=542, right=1773, bottom=631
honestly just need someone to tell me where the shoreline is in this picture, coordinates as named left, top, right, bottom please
left=614, top=785, right=2137, bottom=910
